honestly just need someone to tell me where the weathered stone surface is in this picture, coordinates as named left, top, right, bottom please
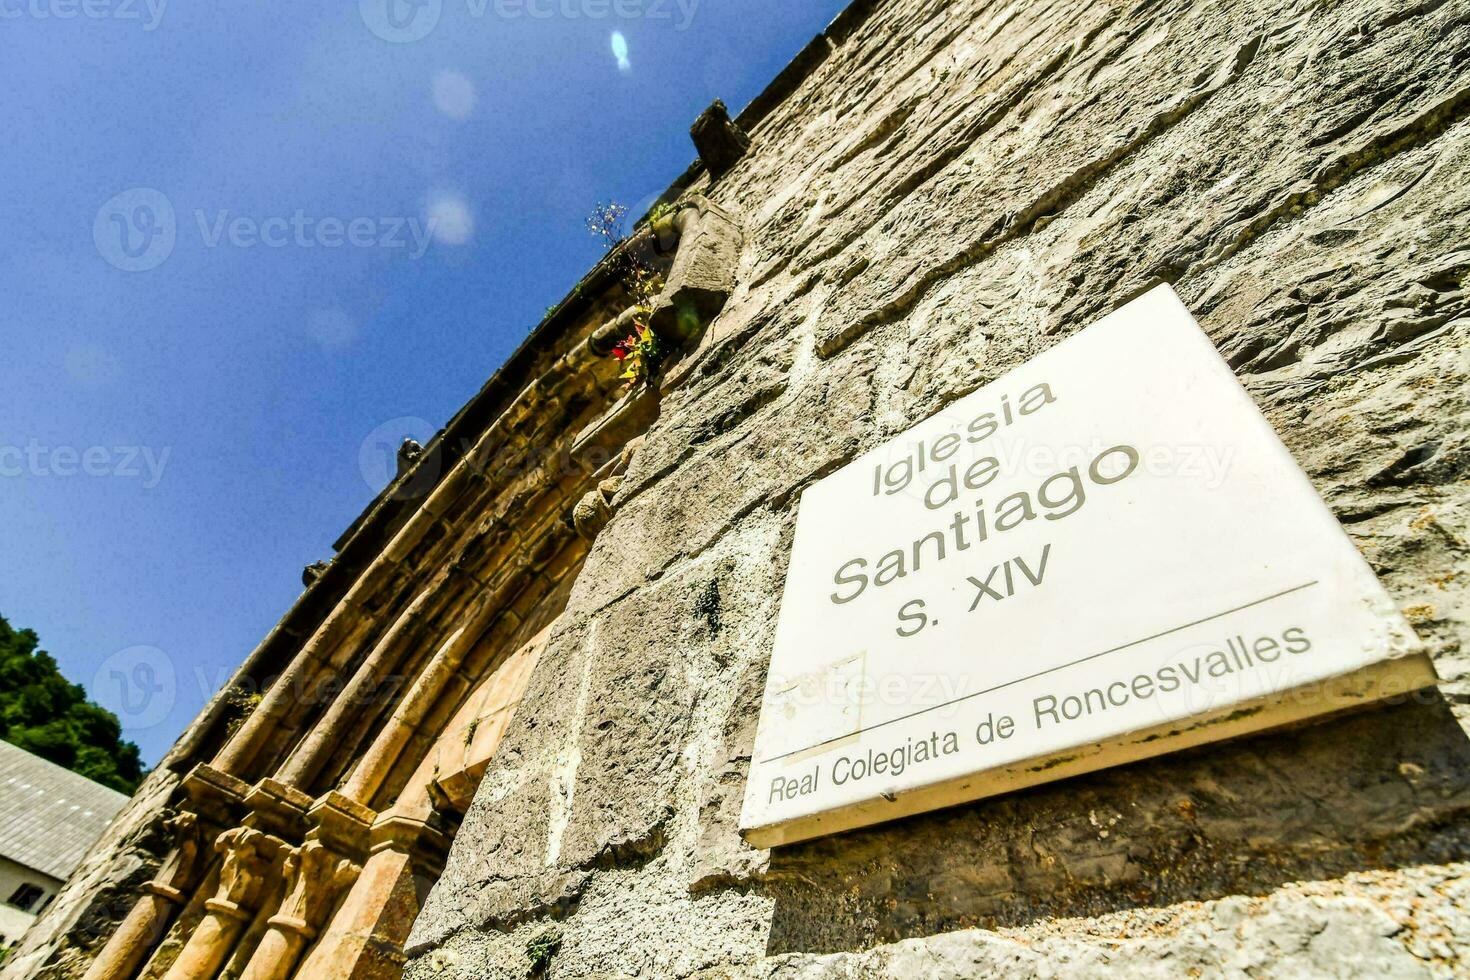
left=569, top=346, right=872, bottom=614
left=407, top=511, right=789, bottom=961
left=689, top=650, right=773, bottom=896
left=747, top=868, right=1464, bottom=978
left=405, top=0, right=1470, bottom=975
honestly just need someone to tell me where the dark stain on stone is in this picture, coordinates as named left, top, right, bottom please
left=694, top=578, right=723, bottom=634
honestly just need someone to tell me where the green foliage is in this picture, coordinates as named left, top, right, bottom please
left=0, top=613, right=144, bottom=793
left=610, top=322, right=663, bottom=387
left=586, top=200, right=669, bottom=388
left=220, top=686, right=263, bottom=738
left=525, top=927, right=562, bottom=973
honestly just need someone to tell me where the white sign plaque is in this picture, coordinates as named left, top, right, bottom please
left=740, top=285, right=1436, bottom=847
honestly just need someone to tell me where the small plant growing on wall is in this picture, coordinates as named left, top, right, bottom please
left=588, top=200, right=667, bottom=388
left=525, top=927, right=562, bottom=975
left=221, top=686, right=264, bottom=737
left=610, top=322, right=662, bottom=387
left=586, top=200, right=628, bottom=249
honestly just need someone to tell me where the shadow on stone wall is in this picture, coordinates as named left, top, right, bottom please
left=762, top=697, right=1470, bottom=956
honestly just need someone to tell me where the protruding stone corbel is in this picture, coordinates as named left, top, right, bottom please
left=302, top=559, right=332, bottom=587
left=573, top=476, right=625, bottom=542
left=397, top=438, right=424, bottom=474
left=690, top=99, right=750, bottom=180
left=648, top=195, right=742, bottom=345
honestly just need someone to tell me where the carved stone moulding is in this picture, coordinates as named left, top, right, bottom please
left=242, top=778, right=314, bottom=840
left=180, top=763, right=250, bottom=827
left=571, top=387, right=659, bottom=476
left=307, top=790, right=378, bottom=865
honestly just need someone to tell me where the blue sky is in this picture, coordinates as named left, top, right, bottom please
left=0, top=0, right=849, bottom=766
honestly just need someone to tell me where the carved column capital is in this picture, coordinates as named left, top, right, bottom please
left=159, top=828, right=286, bottom=980
left=209, top=827, right=284, bottom=916
left=144, top=809, right=210, bottom=901
left=269, top=840, right=360, bottom=940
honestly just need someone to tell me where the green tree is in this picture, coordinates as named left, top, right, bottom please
left=0, top=614, right=144, bottom=793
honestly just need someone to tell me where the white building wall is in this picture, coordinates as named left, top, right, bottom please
left=0, top=856, right=61, bottom=950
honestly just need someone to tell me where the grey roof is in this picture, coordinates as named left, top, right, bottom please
left=0, top=740, right=129, bottom=881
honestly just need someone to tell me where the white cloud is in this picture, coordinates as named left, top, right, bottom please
left=307, top=308, right=358, bottom=350
left=425, top=193, right=474, bottom=246
left=432, top=69, right=476, bottom=120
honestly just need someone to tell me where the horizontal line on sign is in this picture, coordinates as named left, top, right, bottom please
left=757, top=580, right=1321, bottom=766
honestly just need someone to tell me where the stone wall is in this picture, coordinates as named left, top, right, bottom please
left=403, top=0, right=1470, bottom=976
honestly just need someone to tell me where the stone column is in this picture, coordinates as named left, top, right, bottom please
left=209, top=606, right=357, bottom=778
left=272, top=580, right=443, bottom=791
left=81, top=813, right=207, bottom=980
left=212, top=447, right=482, bottom=780
left=337, top=581, right=514, bottom=807
left=159, top=828, right=281, bottom=980
left=292, top=816, right=449, bottom=980
left=236, top=841, right=359, bottom=980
